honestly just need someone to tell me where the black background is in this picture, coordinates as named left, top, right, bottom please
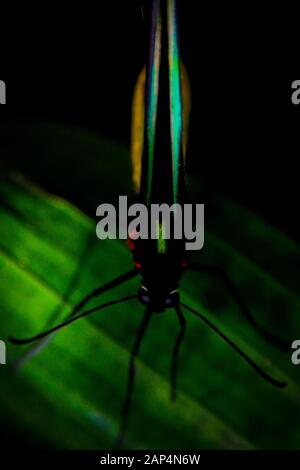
left=0, top=1, right=299, bottom=241
left=0, top=0, right=299, bottom=453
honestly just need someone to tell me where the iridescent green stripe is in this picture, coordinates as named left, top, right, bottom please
left=168, top=0, right=182, bottom=204
left=147, top=0, right=162, bottom=205
left=156, top=221, right=167, bottom=254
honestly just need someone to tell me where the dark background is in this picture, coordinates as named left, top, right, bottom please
left=0, top=0, right=299, bottom=241
left=0, top=0, right=299, bottom=453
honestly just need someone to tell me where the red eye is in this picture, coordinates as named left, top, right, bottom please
left=134, top=262, right=142, bottom=269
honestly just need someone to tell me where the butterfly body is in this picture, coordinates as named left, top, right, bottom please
left=130, top=0, right=191, bottom=312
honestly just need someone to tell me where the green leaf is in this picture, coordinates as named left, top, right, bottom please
left=0, top=124, right=299, bottom=450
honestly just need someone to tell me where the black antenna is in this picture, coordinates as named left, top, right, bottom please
left=115, top=305, right=152, bottom=449
left=180, top=302, right=287, bottom=389
left=9, top=295, right=137, bottom=345
left=189, top=262, right=290, bottom=352
left=170, top=305, right=186, bottom=401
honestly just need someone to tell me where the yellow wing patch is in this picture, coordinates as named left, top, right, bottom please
left=131, top=62, right=191, bottom=194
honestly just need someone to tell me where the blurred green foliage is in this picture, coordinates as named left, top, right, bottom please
left=0, top=123, right=299, bottom=450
